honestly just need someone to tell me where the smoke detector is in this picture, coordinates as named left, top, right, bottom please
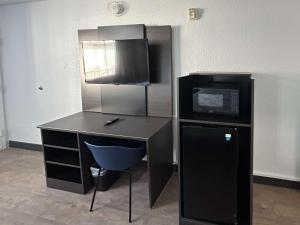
left=107, top=1, right=128, bottom=16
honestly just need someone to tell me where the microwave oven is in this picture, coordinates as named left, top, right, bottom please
left=179, top=73, right=252, bottom=123
left=193, top=87, right=239, bottom=116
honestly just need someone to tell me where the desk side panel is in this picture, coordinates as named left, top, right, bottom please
left=147, top=120, right=173, bottom=207
left=78, top=134, right=94, bottom=193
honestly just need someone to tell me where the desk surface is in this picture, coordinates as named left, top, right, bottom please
left=38, top=112, right=172, bottom=141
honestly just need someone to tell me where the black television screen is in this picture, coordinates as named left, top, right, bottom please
left=82, top=39, right=150, bottom=85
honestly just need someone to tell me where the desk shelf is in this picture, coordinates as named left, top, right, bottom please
left=46, top=164, right=82, bottom=184
left=42, top=130, right=78, bottom=149
left=44, top=146, right=80, bottom=167
left=44, top=144, right=79, bottom=152
left=46, top=161, right=81, bottom=169
left=41, top=129, right=93, bottom=194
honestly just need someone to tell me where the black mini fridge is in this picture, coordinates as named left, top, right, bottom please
left=181, top=125, right=239, bottom=225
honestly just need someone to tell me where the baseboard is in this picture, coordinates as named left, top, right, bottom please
left=9, top=140, right=42, bottom=151
left=7, top=142, right=300, bottom=190
left=253, top=175, right=300, bottom=189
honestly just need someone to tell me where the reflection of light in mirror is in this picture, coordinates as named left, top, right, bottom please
left=82, top=41, right=116, bottom=82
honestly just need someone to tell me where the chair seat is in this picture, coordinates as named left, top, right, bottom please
left=85, top=142, right=146, bottom=171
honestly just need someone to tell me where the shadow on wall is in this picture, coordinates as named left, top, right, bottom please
left=172, top=25, right=181, bottom=163
left=253, top=73, right=300, bottom=180
left=253, top=73, right=281, bottom=174
left=280, top=74, right=300, bottom=180
left=296, top=118, right=300, bottom=181
left=0, top=29, right=8, bottom=149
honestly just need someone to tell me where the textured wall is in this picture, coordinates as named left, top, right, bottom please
left=0, top=0, right=300, bottom=181
left=0, top=69, right=6, bottom=150
left=0, top=0, right=44, bottom=6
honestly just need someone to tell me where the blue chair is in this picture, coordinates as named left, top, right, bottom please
left=85, top=141, right=146, bottom=223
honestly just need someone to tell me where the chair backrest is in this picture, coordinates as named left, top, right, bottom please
left=85, top=141, right=146, bottom=171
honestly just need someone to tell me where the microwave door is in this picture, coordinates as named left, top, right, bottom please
left=193, top=88, right=239, bottom=116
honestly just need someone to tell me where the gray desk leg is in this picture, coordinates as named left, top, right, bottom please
left=147, top=120, right=173, bottom=208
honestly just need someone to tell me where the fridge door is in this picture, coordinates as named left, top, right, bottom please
left=181, top=125, right=239, bottom=224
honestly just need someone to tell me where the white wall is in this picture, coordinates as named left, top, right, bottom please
left=0, top=0, right=300, bottom=181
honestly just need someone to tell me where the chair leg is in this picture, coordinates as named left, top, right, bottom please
left=128, top=172, right=132, bottom=223
left=90, top=169, right=101, bottom=212
left=122, top=170, right=132, bottom=223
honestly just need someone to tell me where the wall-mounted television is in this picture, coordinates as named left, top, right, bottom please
left=82, top=39, right=150, bottom=85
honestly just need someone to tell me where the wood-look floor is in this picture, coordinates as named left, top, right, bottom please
left=0, top=148, right=299, bottom=225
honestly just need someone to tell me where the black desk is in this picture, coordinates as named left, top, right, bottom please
left=38, top=112, right=173, bottom=208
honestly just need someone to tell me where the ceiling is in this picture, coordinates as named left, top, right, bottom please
left=0, top=0, right=44, bottom=6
